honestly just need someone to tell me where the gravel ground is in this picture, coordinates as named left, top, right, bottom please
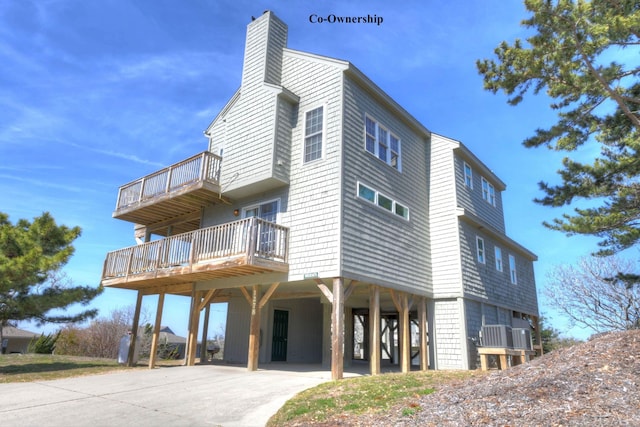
left=317, top=330, right=640, bottom=426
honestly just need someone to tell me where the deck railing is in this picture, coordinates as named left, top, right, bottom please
left=116, top=151, right=222, bottom=210
left=102, top=217, right=288, bottom=280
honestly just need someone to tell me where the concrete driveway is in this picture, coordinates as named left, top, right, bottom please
left=0, top=363, right=353, bottom=426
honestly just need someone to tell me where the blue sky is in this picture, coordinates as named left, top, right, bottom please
left=1, top=0, right=602, bottom=340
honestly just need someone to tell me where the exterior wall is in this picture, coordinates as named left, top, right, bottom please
left=465, top=299, right=483, bottom=369
left=458, top=220, right=538, bottom=316
left=274, top=97, right=295, bottom=183
left=278, top=51, right=346, bottom=280
left=265, top=298, right=323, bottom=363
left=429, top=134, right=463, bottom=296
left=340, top=74, right=432, bottom=293
left=454, top=153, right=506, bottom=233
left=432, top=299, right=465, bottom=369
left=223, top=297, right=252, bottom=364
left=211, top=88, right=285, bottom=197
left=3, top=337, right=33, bottom=354
left=223, top=296, right=323, bottom=364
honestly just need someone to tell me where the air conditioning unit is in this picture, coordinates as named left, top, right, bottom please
left=480, top=325, right=513, bottom=348
left=512, top=328, right=533, bottom=350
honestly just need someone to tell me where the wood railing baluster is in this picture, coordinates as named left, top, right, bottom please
left=102, top=217, right=288, bottom=281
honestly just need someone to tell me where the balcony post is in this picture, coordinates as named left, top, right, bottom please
left=125, top=248, right=135, bottom=278
left=247, top=217, right=257, bottom=262
left=115, top=187, right=123, bottom=210
left=138, top=177, right=146, bottom=203
left=199, top=152, right=207, bottom=180
left=189, top=229, right=199, bottom=267
left=165, top=166, right=174, bottom=193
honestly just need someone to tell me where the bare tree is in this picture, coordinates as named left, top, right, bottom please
left=56, top=306, right=150, bottom=358
left=545, top=256, right=640, bottom=334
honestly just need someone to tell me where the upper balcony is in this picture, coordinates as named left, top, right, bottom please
left=113, top=151, right=225, bottom=236
left=101, top=217, right=289, bottom=291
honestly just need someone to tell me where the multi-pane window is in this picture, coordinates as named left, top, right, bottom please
left=364, top=116, right=401, bottom=170
left=495, top=246, right=503, bottom=271
left=304, top=107, right=323, bottom=163
left=357, top=182, right=409, bottom=220
left=464, top=162, right=473, bottom=188
left=481, top=177, right=496, bottom=206
left=243, top=200, right=280, bottom=255
left=509, top=254, right=517, bottom=284
left=476, top=237, right=485, bottom=264
left=243, top=200, right=279, bottom=222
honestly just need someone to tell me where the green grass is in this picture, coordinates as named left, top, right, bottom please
left=267, top=370, right=480, bottom=426
left=0, top=354, right=131, bottom=383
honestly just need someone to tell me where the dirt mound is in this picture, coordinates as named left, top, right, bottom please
left=363, top=330, right=640, bottom=426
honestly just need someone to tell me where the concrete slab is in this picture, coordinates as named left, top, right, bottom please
left=0, top=364, right=349, bottom=427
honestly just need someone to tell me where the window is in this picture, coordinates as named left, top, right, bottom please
left=495, top=246, right=503, bottom=271
left=357, top=182, right=409, bottom=220
left=304, top=107, right=323, bottom=163
left=358, top=184, right=375, bottom=203
left=476, top=237, right=485, bottom=264
left=243, top=199, right=279, bottom=222
left=377, top=193, right=393, bottom=211
left=464, top=162, right=473, bottom=188
left=509, top=254, right=517, bottom=284
left=243, top=200, right=280, bottom=255
left=364, top=116, right=401, bottom=170
left=481, top=177, right=496, bottom=206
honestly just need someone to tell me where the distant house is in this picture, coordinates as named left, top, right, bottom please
left=1, top=326, right=39, bottom=354
left=155, top=326, right=188, bottom=359
left=101, top=11, right=540, bottom=378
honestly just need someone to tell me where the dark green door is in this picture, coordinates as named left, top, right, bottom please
left=271, top=309, right=289, bottom=361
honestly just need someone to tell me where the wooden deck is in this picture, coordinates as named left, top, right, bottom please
left=101, top=217, right=289, bottom=292
left=112, top=151, right=227, bottom=235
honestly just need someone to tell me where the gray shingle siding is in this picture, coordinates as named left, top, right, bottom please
left=454, top=154, right=506, bottom=233
left=458, top=221, right=538, bottom=316
left=340, top=75, right=431, bottom=293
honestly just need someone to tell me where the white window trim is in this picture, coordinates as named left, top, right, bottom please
left=509, top=254, right=517, bottom=284
left=476, top=236, right=485, bottom=264
left=242, top=198, right=281, bottom=223
left=464, top=162, right=473, bottom=189
left=481, top=177, right=496, bottom=207
left=364, top=114, right=402, bottom=172
left=495, top=246, right=503, bottom=272
left=303, top=105, right=326, bottom=164
left=357, top=182, right=410, bottom=220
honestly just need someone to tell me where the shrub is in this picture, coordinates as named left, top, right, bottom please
left=28, top=332, right=59, bottom=354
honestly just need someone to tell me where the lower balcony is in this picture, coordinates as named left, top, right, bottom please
left=101, top=217, right=289, bottom=291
